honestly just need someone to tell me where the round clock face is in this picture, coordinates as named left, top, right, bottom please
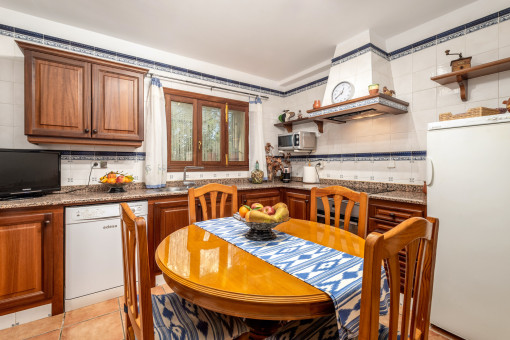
left=331, top=81, right=354, bottom=103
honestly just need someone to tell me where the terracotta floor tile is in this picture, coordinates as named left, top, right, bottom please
left=64, top=298, right=119, bottom=326
left=61, top=311, right=123, bottom=340
left=151, top=286, right=165, bottom=295
left=429, top=329, right=449, bottom=339
left=27, top=329, right=61, bottom=340
left=0, top=314, right=63, bottom=340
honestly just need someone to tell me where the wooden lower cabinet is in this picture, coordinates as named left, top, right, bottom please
left=148, top=196, right=190, bottom=282
left=0, top=206, right=63, bottom=316
left=368, top=198, right=427, bottom=292
left=239, top=189, right=281, bottom=208
left=283, top=189, right=310, bottom=220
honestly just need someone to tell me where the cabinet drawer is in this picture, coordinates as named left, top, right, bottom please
left=368, top=218, right=397, bottom=234
left=370, top=204, right=424, bottom=223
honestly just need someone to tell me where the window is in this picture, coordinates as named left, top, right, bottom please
left=164, top=89, right=249, bottom=171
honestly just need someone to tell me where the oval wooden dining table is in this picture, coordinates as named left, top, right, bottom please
left=155, top=218, right=365, bottom=339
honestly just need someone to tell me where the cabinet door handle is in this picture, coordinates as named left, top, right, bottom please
left=44, top=220, right=50, bottom=224
left=243, top=200, right=247, bottom=204
left=92, top=129, right=98, bottom=134
left=389, top=213, right=396, bottom=218
left=84, top=128, right=90, bottom=133
left=305, top=200, right=309, bottom=203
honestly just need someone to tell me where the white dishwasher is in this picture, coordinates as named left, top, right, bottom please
left=65, top=201, right=148, bottom=311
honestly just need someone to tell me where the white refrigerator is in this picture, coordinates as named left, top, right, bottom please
left=427, top=114, right=510, bottom=339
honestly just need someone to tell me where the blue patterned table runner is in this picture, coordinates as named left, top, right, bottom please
left=194, top=217, right=390, bottom=339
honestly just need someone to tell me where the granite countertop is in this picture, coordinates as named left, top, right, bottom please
left=0, top=180, right=426, bottom=210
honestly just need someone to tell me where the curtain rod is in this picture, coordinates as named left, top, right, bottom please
left=147, top=72, right=269, bottom=100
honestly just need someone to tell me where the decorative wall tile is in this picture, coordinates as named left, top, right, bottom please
left=14, top=28, right=43, bottom=44
left=94, top=47, right=117, bottom=60
left=43, top=35, right=69, bottom=49
left=70, top=41, right=94, bottom=55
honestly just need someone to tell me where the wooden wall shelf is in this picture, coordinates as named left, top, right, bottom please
left=274, top=94, right=409, bottom=133
left=431, top=57, right=510, bottom=101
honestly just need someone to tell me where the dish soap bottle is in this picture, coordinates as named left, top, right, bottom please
left=251, top=161, right=264, bottom=184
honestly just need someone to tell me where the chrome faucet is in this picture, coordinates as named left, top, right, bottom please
left=183, top=166, right=204, bottom=187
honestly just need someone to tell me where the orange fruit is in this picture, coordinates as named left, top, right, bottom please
left=107, top=178, right=116, bottom=184
left=239, top=205, right=250, bottom=218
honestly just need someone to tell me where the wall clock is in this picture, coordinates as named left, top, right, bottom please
left=331, top=81, right=354, bottom=104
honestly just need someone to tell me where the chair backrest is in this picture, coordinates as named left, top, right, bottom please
left=188, top=183, right=238, bottom=224
left=359, top=217, right=439, bottom=340
left=120, top=203, right=154, bottom=340
left=310, top=186, right=368, bottom=238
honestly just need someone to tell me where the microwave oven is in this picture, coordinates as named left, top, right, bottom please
left=278, top=131, right=316, bottom=151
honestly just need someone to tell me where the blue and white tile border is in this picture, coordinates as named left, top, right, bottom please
left=59, top=150, right=145, bottom=162
left=286, top=151, right=426, bottom=163
left=0, top=6, right=508, bottom=98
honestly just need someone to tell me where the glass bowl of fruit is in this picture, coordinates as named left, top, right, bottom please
left=99, top=171, right=134, bottom=193
left=234, top=202, right=290, bottom=241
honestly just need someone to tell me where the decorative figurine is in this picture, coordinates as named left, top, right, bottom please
left=382, top=86, right=396, bottom=96
left=313, top=100, right=321, bottom=109
left=264, top=143, right=283, bottom=182
left=445, top=50, right=472, bottom=72
left=503, top=97, right=510, bottom=113
left=265, top=142, right=274, bottom=156
left=297, top=110, right=303, bottom=119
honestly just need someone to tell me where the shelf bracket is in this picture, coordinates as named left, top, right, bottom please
left=456, top=75, right=468, bottom=101
left=313, top=120, right=324, bottom=133
left=282, top=123, right=293, bottom=133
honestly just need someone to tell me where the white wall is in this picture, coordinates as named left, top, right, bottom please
left=271, top=13, right=510, bottom=184
left=0, top=7, right=282, bottom=185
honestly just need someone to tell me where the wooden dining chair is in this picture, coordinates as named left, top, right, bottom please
left=310, top=186, right=368, bottom=238
left=269, top=216, right=439, bottom=340
left=119, top=203, right=248, bottom=340
left=188, top=183, right=238, bottom=224
left=358, top=216, right=439, bottom=340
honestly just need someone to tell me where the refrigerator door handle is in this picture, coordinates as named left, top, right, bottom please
left=426, top=157, right=433, bottom=186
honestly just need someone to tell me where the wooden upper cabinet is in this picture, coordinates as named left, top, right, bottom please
left=17, top=41, right=147, bottom=147
left=92, top=64, right=144, bottom=141
left=25, top=51, right=91, bottom=138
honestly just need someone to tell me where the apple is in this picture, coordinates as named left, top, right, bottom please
left=116, top=175, right=125, bottom=183
left=251, top=203, right=263, bottom=210
left=262, top=206, right=275, bottom=215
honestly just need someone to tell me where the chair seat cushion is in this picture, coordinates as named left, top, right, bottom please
left=152, top=293, right=249, bottom=340
left=268, top=314, right=339, bottom=340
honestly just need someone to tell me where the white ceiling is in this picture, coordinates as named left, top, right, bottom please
left=0, top=0, right=476, bottom=82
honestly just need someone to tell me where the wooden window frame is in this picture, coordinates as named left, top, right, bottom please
left=164, top=88, right=249, bottom=172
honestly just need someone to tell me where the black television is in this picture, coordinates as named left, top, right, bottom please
left=0, top=149, right=61, bottom=199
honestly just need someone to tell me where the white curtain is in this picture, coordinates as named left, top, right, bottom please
left=145, top=77, right=167, bottom=188
left=249, top=97, right=267, bottom=178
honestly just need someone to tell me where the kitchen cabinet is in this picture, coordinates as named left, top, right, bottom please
left=17, top=41, right=146, bottom=147
left=368, top=198, right=427, bottom=292
left=239, top=189, right=281, bottom=208
left=148, top=197, right=190, bottom=281
left=283, top=189, right=310, bottom=220
left=0, top=206, right=63, bottom=316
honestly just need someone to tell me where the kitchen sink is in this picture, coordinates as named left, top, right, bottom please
left=157, top=186, right=190, bottom=192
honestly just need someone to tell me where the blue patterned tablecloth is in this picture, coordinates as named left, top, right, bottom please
left=194, top=217, right=390, bottom=339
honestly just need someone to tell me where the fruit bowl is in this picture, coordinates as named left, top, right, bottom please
left=99, top=171, right=134, bottom=193
left=233, top=212, right=290, bottom=241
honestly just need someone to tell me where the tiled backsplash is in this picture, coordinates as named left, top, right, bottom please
left=288, top=151, right=426, bottom=184
left=59, top=151, right=145, bottom=186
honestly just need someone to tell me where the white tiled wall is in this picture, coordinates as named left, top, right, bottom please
left=266, top=18, right=510, bottom=185
left=0, top=28, right=279, bottom=185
